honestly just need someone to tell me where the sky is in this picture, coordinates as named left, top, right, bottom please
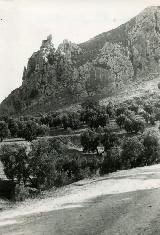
left=0, top=0, right=160, bottom=102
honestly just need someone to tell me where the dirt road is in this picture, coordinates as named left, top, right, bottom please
left=1, top=165, right=160, bottom=235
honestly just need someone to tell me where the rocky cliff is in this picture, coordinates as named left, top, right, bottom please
left=1, top=6, right=160, bottom=115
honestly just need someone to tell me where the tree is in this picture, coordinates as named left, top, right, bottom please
left=29, top=139, right=60, bottom=189
left=21, top=121, right=38, bottom=141
left=0, top=121, right=10, bottom=142
left=121, top=136, right=144, bottom=168
left=143, top=131, right=160, bottom=164
left=0, top=144, right=29, bottom=184
left=81, top=104, right=109, bottom=129
left=80, top=129, right=100, bottom=154
left=124, top=117, right=145, bottom=133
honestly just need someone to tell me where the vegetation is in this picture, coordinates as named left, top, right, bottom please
left=1, top=93, right=160, bottom=201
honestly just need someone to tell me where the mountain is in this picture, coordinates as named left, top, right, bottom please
left=1, top=6, right=160, bottom=115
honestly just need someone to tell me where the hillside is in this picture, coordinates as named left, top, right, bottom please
left=1, top=6, right=160, bottom=115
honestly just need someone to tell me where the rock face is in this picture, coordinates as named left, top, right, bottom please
left=1, top=6, right=160, bottom=114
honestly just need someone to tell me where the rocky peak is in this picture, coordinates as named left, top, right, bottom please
left=40, top=34, right=54, bottom=50
left=57, top=39, right=82, bottom=63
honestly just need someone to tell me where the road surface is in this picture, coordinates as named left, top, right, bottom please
left=1, top=165, right=160, bottom=234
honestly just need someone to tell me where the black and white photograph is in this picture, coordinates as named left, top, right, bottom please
left=1, top=0, right=160, bottom=234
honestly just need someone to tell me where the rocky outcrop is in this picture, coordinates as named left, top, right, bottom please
left=1, top=6, right=160, bottom=115
left=127, top=6, right=160, bottom=77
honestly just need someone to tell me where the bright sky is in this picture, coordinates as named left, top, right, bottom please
left=0, top=0, right=160, bottom=103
